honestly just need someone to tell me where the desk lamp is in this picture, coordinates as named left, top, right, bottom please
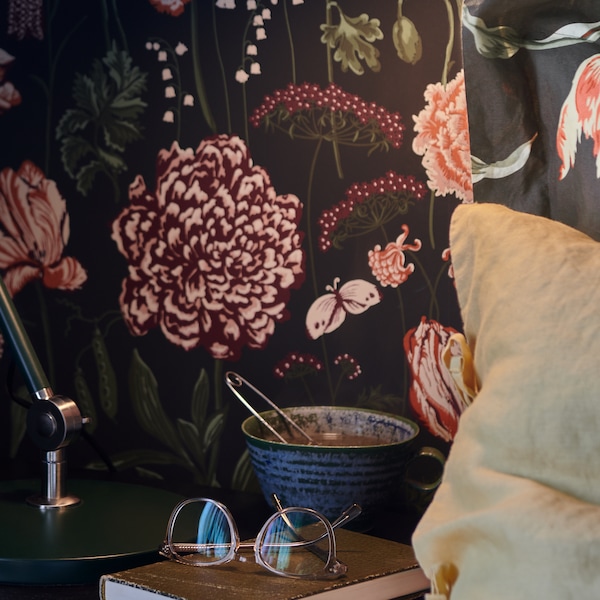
left=0, top=276, right=183, bottom=585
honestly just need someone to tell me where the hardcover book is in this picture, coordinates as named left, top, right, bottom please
left=99, top=528, right=429, bottom=600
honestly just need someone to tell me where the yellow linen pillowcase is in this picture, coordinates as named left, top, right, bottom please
left=412, top=203, right=600, bottom=599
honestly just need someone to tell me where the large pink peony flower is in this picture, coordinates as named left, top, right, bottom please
left=403, top=317, right=465, bottom=442
left=112, top=134, right=305, bottom=360
left=0, top=160, right=87, bottom=296
left=413, top=69, right=473, bottom=202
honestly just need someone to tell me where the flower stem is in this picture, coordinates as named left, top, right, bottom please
left=102, top=0, right=128, bottom=54
left=373, top=223, right=412, bottom=399
left=242, top=83, right=249, bottom=143
left=407, top=249, right=439, bottom=317
left=325, top=1, right=344, bottom=178
left=428, top=189, right=436, bottom=249
left=101, top=0, right=110, bottom=50
left=378, top=226, right=407, bottom=333
left=306, top=138, right=323, bottom=299
left=207, top=358, right=224, bottom=486
left=212, top=3, right=232, bottom=133
left=441, top=0, right=455, bottom=86
left=301, top=376, right=315, bottom=405
left=43, top=1, right=85, bottom=175
left=159, top=38, right=184, bottom=142
left=307, top=139, right=335, bottom=402
left=110, top=0, right=128, bottom=54
left=332, top=372, right=343, bottom=405
left=283, top=0, right=297, bottom=84
left=321, top=336, right=335, bottom=404
left=239, top=14, right=254, bottom=143
left=191, top=1, right=217, bottom=133
left=429, top=262, right=448, bottom=320
left=213, top=358, right=223, bottom=411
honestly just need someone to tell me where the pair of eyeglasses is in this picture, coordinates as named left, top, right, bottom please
left=159, top=495, right=362, bottom=580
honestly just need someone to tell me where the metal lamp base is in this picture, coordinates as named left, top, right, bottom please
left=0, top=479, right=183, bottom=585
left=26, top=492, right=81, bottom=508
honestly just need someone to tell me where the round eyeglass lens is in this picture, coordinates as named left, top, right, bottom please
left=171, top=499, right=233, bottom=564
left=259, top=509, right=331, bottom=577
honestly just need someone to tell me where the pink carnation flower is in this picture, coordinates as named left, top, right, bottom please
left=368, top=224, right=421, bottom=288
left=413, top=70, right=473, bottom=202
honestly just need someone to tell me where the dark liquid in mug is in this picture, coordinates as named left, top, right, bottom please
left=267, top=431, right=387, bottom=446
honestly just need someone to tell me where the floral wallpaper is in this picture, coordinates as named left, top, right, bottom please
left=0, top=0, right=471, bottom=496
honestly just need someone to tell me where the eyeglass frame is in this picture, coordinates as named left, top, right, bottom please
left=159, top=496, right=362, bottom=580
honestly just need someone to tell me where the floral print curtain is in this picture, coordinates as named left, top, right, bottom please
left=463, top=0, right=600, bottom=240
left=0, top=0, right=471, bottom=494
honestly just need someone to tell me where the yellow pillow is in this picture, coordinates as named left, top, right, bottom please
left=413, top=203, right=600, bottom=599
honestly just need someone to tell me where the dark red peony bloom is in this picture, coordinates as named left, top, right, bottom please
left=112, top=134, right=305, bottom=360
left=403, top=317, right=465, bottom=442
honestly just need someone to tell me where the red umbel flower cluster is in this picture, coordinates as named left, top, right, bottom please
left=274, top=352, right=324, bottom=379
left=317, top=171, right=427, bottom=252
left=250, top=82, right=405, bottom=149
left=333, top=353, right=362, bottom=380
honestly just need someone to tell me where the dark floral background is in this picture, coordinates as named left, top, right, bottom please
left=0, top=0, right=471, bottom=497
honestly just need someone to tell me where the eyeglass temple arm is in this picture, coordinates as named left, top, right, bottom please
left=330, top=503, right=362, bottom=529
left=278, top=502, right=362, bottom=562
left=269, top=494, right=362, bottom=575
left=271, top=494, right=362, bottom=533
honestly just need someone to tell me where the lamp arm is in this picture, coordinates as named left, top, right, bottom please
left=0, top=277, right=51, bottom=397
left=0, top=275, right=84, bottom=508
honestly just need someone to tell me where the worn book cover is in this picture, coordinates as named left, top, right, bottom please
left=100, top=528, right=429, bottom=600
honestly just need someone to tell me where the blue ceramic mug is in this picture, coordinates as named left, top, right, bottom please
left=242, top=406, right=445, bottom=529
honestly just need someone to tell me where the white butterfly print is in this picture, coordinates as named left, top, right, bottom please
left=305, top=277, right=382, bottom=340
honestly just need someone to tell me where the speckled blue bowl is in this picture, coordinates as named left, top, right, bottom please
left=242, top=406, right=441, bottom=529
